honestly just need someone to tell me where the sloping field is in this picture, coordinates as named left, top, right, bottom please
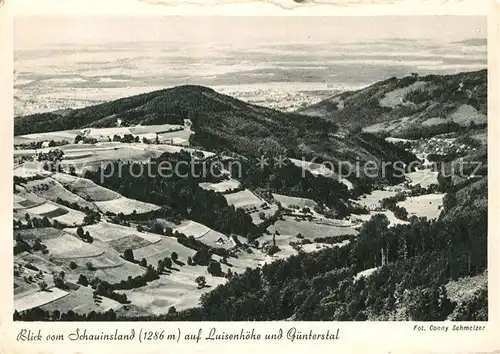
left=267, top=216, right=358, bottom=240
left=289, top=158, right=336, bottom=178
left=14, top=130, right=81, bottom=145
left=69, top=222, right=131, bottom=242
left=17, top=253, right=65, bottom=275
left=13, top=193, right=45, bottom=210
left=398, top=193, right=445, bottom=220
left=157, top=129, right=193, bottom=146
left=108, top=235, right=152, bottom=253
left=132, top=237, right=197, bottom=265
left=272, top=193, right=318, bottom=209
left=198, top=230, right=233, bottom=249
left=14, top=162, right=51, bottom=178
left=142, top=143, right=215, bottom=158
left=43, top=233, right=103, bottom=259
left=67, top=222, right=162, bottom=243
left=301, top=239, right=351, bottom=253
left=15, top=227, right=67, bottom=242
left=250, top=204, right=279, bottom=225
left=405, top=170, right=439, bottom=188
left=17, top=195, right=86, bottom=226
left=15, top=287, right=70, bottom=312
left=422, top=117, right=447, bottom=126
left=173, top=220, right=210, bottom=238
left=25, top=177, right=97, bottom=210
left=199, top=179, right=241, bottom=193
left=94, top=197, right=160, bottom=215
left=64, top=250, right=145, bottom=283
left=51, top=173, right=121, bottom=201
left=24, top=202, right=61, bottom=215
left=172, top=220, right=237, bottom=248
left=224, top=189, right=263, bottom=209
left=379, top=81, right=428, bottom=108
left=289, top=158, right=353, bottom=189
left=40, top=284, right=123, bottom=315
left=450, top=104, right=487, bottom=126
left=128, top=124, right=184, bottom=135
left=84, top=127, right=132, bottom=137
left=116, top=264, right=226, bottom=315
left=223, top=190, right=279, bottom=224
left=59, top=147, right=157, bottom=172
left=63, top=152, right=94, bottom=160
left=352, top=210, right=409, bottom=227
left=52, top=208, right=86, bottom=226
left=356, top=189, right=399, bottom=210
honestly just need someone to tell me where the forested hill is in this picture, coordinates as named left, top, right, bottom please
left=297, top=69, right=487, bottom=138
left=14, top=85, right=417, bottom=183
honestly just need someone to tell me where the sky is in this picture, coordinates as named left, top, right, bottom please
left=15, top=16, right=487, bottom=49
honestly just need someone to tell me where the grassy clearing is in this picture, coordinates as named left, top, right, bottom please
left=59, top=146, right=158, bottom=172
left=14, top=196, right=38, bottom=209
left=157, top=129, right=193, bottom=146
left=199, top=179, right=241, bottom=193
left=52, top=173, right=121, bottom=201
left=66, top=223, right=126, bottom=242
left=39, top=208, right=69, bottom=218
left=108, top=235, right=152, bottom=253
left=128, top=124, right=184, bottom=135
left=52, top=209, right=86, bottom=226
left=116, top=264, right=226, bottom=315
left=288, top=158, right=352, bottom=189
left=17, top=253, right=66, bottom=275
left=95, top=197, right=160, bottom=215
left=289, top=158, right=336, bottom=178
left=224, top=189, right=263, bottom=209
left=132, top=237, right=197, bottom=265
left=405, top=170, right=439, bottom=188
left=398, top=193, right=445, bottom=220
left=379, top=81, right=428, bottom=108
left=25, top=177, right=97, bottom=210
left=13, top=162, right=51, bottom=178
left=44, top=233, right=103, bottom=259
left=173, top=220, right=210, bottom=238
left=250, top=204, right=279, bottom=225
left=198, top=230, right=233, bottom=249
left=63, top=152, right=94, bottom=160
left=14, top=130, right=81, bottom=145
left=450, top=104, right=487, bottom=126
left=40, top=284, right=123, bottom=315
left=355, top=189, right=399, bottom=210
left=352, top=210, right=409, bottom=227
left=24, top=202, right=59, bottom=215
left=306, top=239, right=350, bottom=251
left=268, top=216, right=358, bottom=240
left=16, top=227, right=67, bottom=242
left=15, top=287, right=70, bottom=312
left=272, top=193, right=318, bottom=209
left=67, top=223, right=162, bottom=244
left=136, top=232, right=162, bottom=243
left=68, top=251, right=145, bottom=283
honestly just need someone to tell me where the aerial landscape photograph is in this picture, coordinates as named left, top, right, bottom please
left=12, top=15, right=488, bottom=321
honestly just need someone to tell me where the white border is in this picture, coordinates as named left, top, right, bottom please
left=1, top=1, right=498, bottom=353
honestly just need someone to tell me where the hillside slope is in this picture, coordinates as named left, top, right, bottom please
left=298, top=70, right=487, bottom=138
left=14, top=85, right=416, bottom=182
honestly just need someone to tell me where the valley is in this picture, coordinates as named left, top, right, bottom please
left=13, top=70, right=488, bottom=321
